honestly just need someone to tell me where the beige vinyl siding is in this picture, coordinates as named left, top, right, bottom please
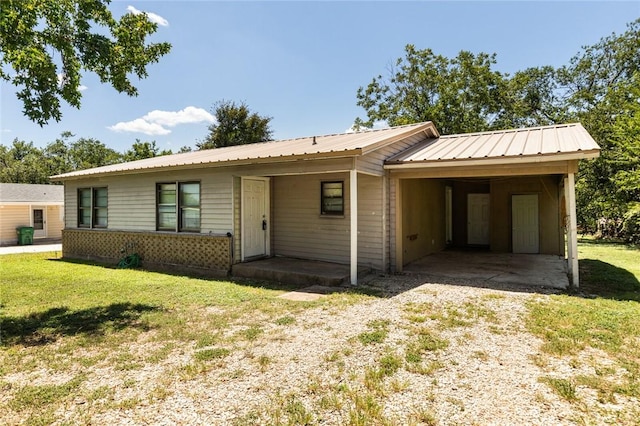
left=273, top=172, right=385, bottom=270
left=64, top=169, right=234, bottom=234
left=0, top=205, right=30, bottom=244
left=357, top=133, right=428, bottom=176
left=401, top=179, right=447, bottom=265
left=64, top=183, right=78, bottom=229
left=357, top=174, right=384, bottom=270
left=46, top=205, right=64, bottom=239
left=273, top=173, right=350, bottom=264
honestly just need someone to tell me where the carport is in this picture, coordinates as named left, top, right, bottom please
left=385, top=123, right=600, bottom=288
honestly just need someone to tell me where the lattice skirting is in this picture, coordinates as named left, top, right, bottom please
left=63, top=229, right=232, bottom=274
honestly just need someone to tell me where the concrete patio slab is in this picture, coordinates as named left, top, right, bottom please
left=232, top=257, right=369, bottom=287
left=403, top=251, right=569, bottom=289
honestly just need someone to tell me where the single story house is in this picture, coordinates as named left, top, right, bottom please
left=51, top=122, right=600, bottom=287
left=0, top=183, right=64, bottom=245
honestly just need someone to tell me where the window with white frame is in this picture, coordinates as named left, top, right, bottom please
left=156, top=182, right=200, bottom=232
left=78, top=187, right=107, bottom=228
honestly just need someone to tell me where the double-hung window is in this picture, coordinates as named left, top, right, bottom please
left=78, top=187, right=108, bottom=228
left=157, top=182, right=200, bottom=232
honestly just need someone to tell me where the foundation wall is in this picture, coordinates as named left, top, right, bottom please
left=63, top=229, right=232, bottom=275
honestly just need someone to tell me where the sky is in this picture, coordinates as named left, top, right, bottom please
left=1, top=1, right=639, bottom=153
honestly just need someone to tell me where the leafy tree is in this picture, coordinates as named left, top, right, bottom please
left=565, top=20, right=640, bottom=233
left=197, top=100, right=273, bottom=150
left=493, top=66, right=570, bottom=129
left=0, top=139, right=50, bottom=183
left=123, top=140, right=170, bottom=161
left=43, top=132, right=73, bottom=177
left=0, top=0, right=171, bottom=125
left=68, top=137, right=122, bottom=170
left=354, top=46, right=510, bottom=134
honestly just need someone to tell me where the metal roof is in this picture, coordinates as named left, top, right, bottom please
left=51, top=122, right=439, bottom=180
left=385, top=123, right=600, bottom=167
left=0, top=183, right=64, bottom=203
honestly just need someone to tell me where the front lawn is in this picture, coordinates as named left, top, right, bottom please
left=2, top=241, right=639, bottom=425
left=0, top=253, right=370, bottom=425
left=526, top=239, right=640, bottom=423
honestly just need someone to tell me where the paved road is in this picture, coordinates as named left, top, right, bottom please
left=0, top=243, right=62, bottom=255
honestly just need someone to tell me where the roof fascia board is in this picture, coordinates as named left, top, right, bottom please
left=389, top=160, right=575, bottom=179
left=51, top=149, right=363, bottom=181
left=384, top=150, right=600, bottom=170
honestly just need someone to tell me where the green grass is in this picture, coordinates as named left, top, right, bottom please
left=577, top=237, right=640, bottom=299
left=9, top=375, right=85, bottom=411
left=528, top=239, right=640, bottom=403
left=539, top=376, right=578, bottom=402
left=357, top=319, right=390, bottom=345
left=0, top=252, right=373, bottom=424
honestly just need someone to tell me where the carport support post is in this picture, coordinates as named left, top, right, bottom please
left=565, top=173, right=579, bottom=288
left=350, top=169, right=358, bottom=285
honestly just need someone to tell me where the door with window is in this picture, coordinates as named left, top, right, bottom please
left=242, top=178, right=270, bottom=259
left=512, top=194, right=539, bottom=253
left=467, top=193, right=490, bottom=245
left=32, top=207, right=46, bottom=238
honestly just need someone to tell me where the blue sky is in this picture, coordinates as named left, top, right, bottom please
left=1, top=1, right=638, bottom=153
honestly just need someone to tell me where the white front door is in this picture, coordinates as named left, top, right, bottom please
left=32, top=207, right=46, bottom=238
left=512, top=194, right=539, bottom=253
left=467, top=193, right=490, bottom=245
left=242, top=178, right=269, bottom=259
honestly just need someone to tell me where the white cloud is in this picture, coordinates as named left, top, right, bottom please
left=143, top=106, right=215, bottom=127
left=79, top=85, right=88, bottom=92
left=127, top=5, right=169, bottom=26
left=108, top=118, right=171, bottom=136
left=108, top=106, right=214, bottom=136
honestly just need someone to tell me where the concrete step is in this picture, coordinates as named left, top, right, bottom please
left=232, top=257, right=368, bottom=287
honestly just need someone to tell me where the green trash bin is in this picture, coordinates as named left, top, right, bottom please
left=16, top=227, right=34, bottom=245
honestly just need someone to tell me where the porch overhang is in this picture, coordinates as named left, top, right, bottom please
left=384, top=150, right=600, bottom=172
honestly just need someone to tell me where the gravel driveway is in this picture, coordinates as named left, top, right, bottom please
left=4, top=272, right=635, bottom=425
left=84, top=273, right=630, bottom=425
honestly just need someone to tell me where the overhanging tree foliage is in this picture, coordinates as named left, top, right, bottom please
left=0, top=0, right=171, bottom=125
left=197, top=100, right=273, bottom=150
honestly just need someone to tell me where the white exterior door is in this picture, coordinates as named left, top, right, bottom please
left=32, top=207, right=46, bottom=238
left=512, top=194, right=539, bottom=254
left=242, top=178, right=269, bottom=259
left=467, top=193, right=490, bottom=245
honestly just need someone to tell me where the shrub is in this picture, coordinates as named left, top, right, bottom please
left=622, top=202, right=640, bottom=244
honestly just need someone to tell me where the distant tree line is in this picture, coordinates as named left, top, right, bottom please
left=0, top=132, right=191, bottom=184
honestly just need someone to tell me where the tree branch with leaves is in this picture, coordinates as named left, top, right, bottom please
left=0, top=0, right=171, bottom=125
